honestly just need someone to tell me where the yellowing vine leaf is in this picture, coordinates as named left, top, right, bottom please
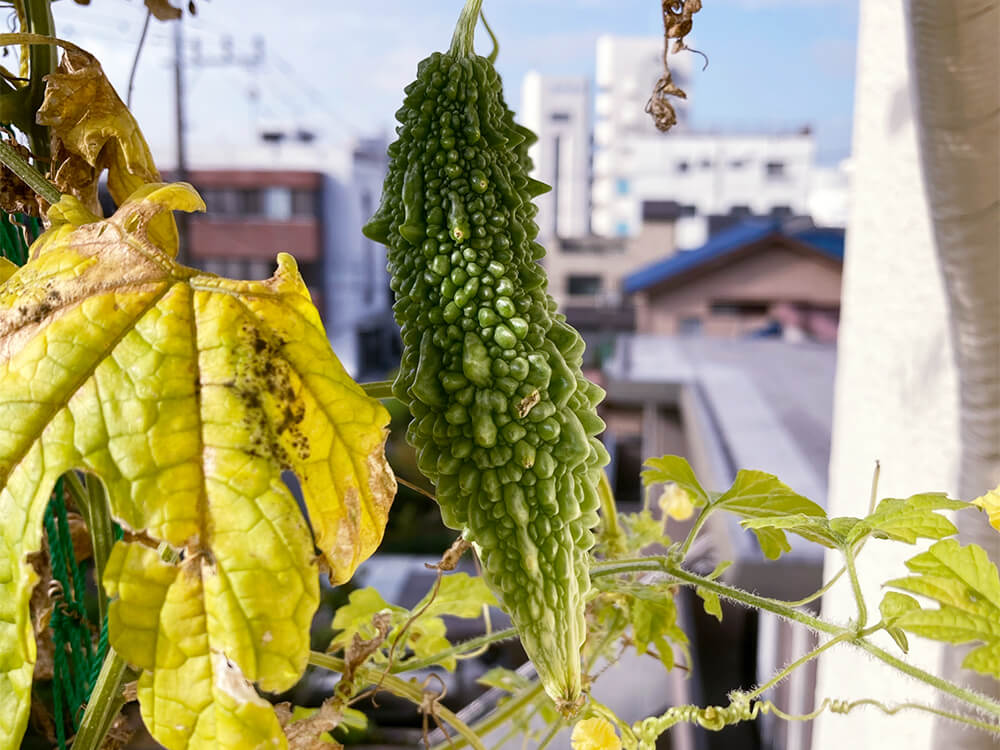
left=886, top=540, right=1000, bottom=678
left=0, top=183, right=395, bottom=750
left=972, top=485, right=1000, bottom=530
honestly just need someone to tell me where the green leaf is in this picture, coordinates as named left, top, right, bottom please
left=619, top=509, right=670, bottom=551
left=693, top=562, right=731, bottom=622
left=714, top=470, right=825, bottom=559
left=696, top=588, right=723, bottom=622
left=619, top=582, right=689, bottom=672
left=478, top=666, right=533, bottom=693
left=405, top=616, right=454, bottom=668
left=848, top=493, right=968, bottom=545
left=879, top=591, right=921, bottom=625
left=330, top=575, right=496, bottom=672
left=329, top=588, right=404, bottom=652
left=413, top=572, right=499, bottom=619
left=0, top=186, right=396, bottom=750
left=740, top=514, right=844, bottom=549
left=879, top=591, right=921, bottom=654
left=641, top=455, right=710, bottom=507
left=886, top=539, right=1000, bottom=678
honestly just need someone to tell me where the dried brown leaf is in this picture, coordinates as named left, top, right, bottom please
left=38, top=48, right=161, bottom=217
left=144, top=0, right=182, bottom=21
left=277, top=701, right=345, bottom=750
left=647, top=0, right=703, bottom=132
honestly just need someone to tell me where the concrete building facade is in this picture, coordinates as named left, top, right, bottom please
left=187, top=168, right=326, bottom=307
left=542, top=200, right=682, bottom=311
left=591, top=34, right=815, bottom=242
left=592, top=128, right=816, bottom=241
left=520, top=73, right=591, bottom=239
left=179, top=135, right=398, bottom=379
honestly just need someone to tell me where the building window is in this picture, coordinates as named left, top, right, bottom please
left=238, top=189, right=262, bottom=216
left=710, top=301, right=770, bottom=316
left=550, top=112, right=571, bottom=122
left=678, top=316, right=703, bottom=336
left=616, top=178, right=629, bottom=195
left=291, top=188, right=318, bottom=217
left=567, top=274, right=603, bottom=296
left=201, top=188, right=239, bottom=215
left=201, top=188, right=266, bottom=217
left=729, top=159, right=747, bottom=169
left=264, top=187, right=293, bottom=220
left=202, top=258, right=226, bottom=276
left=700, top=159, right=712, bottom=169
left=729, top=205, right=752, bottom=217
left=676, top=161, right=690, bottom=174
left=248, top=260, right=272, bottom=280
left=770, top=205, right=793, bottom=217
left=765, top=161, right=786, bottom=179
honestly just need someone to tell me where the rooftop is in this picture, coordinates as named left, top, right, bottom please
left=623, top=219, right=845, bottom=294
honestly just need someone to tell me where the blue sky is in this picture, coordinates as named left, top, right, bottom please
left=49, top=0, right=857, bottom=166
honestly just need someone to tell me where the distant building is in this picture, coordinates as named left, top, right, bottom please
left=178, top=135, right=399, bottom=378
left=543, top=199, right=686, bottom=309
left=807, top=159, right=852, bottom=228
left=593, top=128, right=816, bottom=241
left=324, top=136, right=400, bottom=379
left=595, top=35, right=693, bottom=139
left=520, top=73, right=591, bottom=239
left=186, top=168, right=326, bottom=309
left=600, top=333, right=836, bottom=750
left=624, top=219, right=844, bottom=342
left=587, top=35, right=817, bottom=240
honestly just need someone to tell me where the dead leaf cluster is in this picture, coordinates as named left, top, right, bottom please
left=646, top=0, right=704, bottom=132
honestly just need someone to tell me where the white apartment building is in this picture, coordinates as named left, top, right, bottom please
left=594, top=35, right=693, bottom=140
left=591, top=35, right=816, bottom=244
left=520, top=73, right=591, bottom=239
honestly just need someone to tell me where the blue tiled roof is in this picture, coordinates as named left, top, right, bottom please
left=789, top=227, right=846, bottom=261
left=623, top=220, right=844, bottom=294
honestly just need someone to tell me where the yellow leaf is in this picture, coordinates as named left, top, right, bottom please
left=0, top=257, right=16, bottom=284
left=571, top=717, right=622, bottom=750
left=37, top=47, right=163, bottom=224
left=0, top=183, right=396, bottom=750
left=658, top=483, right=694, bottom=522
left=972, top=485, right=1000, bottom=531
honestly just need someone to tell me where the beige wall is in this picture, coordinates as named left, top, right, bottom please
left=542, top=219, right=676, bottom=307
left=635, top=243, right=842, bottom=337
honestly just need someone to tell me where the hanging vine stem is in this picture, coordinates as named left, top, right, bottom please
left=590, top=556, right=1000, bottom=725
left=0, top=139, right=60, bottom=205
left=646, top=0, right=703, bottom=132
left=308, top=651, right=488, bottom=750
left=631, top=693, right=1000, bottom=748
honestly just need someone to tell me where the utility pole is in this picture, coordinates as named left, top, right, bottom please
left=173, top=17, right=189, bottom=264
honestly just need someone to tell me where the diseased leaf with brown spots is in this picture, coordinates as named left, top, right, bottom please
left=0, top=183, right=396, bottom=750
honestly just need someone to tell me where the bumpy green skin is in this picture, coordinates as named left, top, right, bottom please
left=364, top=50, right=608, bottom=708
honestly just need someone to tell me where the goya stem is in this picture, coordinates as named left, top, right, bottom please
left=308, top=651, right=487, bottom=750
left=591, top=556, right=1000, bottom=722
left=449, top=0, right=485, bottom=57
